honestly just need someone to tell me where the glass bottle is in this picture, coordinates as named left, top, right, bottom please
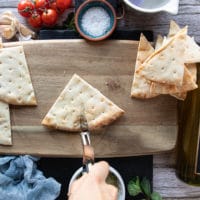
left=176, top=64, right=200, bottom=185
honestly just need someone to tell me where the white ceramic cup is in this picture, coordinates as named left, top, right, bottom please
left=68, top=166, right=126, bottom=200
left=123, top=0, right=180, bottom=14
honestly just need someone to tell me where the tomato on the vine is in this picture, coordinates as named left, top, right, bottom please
left=35, top=0, right=49, bottom=13
left=18, top=0, right=71, bottom=28
left=28, top=12, right=42, bottom=28
left=41, top=8, right=58, bottom=26
left=18, top=0, right=34, bottom=18
left=49, top=2, right=65, bottom=15
left=56, top=0, right=71, bottom=10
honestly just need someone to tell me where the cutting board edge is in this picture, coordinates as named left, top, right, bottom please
left=3, top=39, right=139, bottom=48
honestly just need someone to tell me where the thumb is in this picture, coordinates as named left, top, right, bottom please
left=90, top=161, right=110, bottom=182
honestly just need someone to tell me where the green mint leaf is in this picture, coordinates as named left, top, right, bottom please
left=128, top=177, right=142, bottom=197
left=63, top=12, right=76, bottom=30
left=140, top=177, right=151, bottom=197
left=150, top=192, right=163, bottom=200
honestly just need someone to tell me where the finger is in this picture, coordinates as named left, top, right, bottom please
left=68, top=174, right=86, bottom=194
left=107, top=184, right=118, bottom=200
left=101, top=184, right=118, bottom=200
left=68, top=179, right=80, bottom=194
left=90, top=161, right=109, bottom=182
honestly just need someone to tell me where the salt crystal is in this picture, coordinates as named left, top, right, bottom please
left=81, top=7, right=111, bottom=37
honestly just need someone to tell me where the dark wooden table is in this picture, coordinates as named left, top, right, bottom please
left=1, top=0, right=200, bottom=199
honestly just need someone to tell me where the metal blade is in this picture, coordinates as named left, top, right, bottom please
left=80, top=114, right=89, bottom=132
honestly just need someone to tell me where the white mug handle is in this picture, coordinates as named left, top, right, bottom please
left=162, top=0, right=179, bottom=15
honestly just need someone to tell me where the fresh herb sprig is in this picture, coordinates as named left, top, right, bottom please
left=63, top=12, right=76, bottom=30
left=128, top=176, right=162, bottom=200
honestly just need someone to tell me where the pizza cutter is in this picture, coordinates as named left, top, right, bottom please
left=80, top=114, right=94, bottom=173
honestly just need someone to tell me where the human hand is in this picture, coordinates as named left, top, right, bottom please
left=68, top=161, right=118, bottom=200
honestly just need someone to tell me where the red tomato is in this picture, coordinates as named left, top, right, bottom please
left=56, top=0, right=71, bottom=10
left=18, top=0, right=34, bottom=18
left=28, top=12, right=42, bottom=28
left=35, top=0, right=48, bottom=13
left=50, top=2, right=65, bottom=14
left=41, top=8, right=58, bottom=26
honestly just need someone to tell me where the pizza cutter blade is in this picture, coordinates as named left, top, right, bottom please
left=80, top=114, right=94, bottom=173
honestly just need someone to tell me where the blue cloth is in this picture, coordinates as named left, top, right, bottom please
left=0, top=155, right=61, bottom=200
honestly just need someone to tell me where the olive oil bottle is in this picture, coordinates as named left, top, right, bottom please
left=176, top=65, right=200, bottom=185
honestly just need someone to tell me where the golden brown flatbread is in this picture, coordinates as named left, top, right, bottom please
left=0, top=40, right=11, bottom=145
left=150, top=66, right=197, bottom=94
left=0, top=46, right=37, bottom=105
left=42, top=74, right=124, bottom=131
left=136, top=28, right=187, bottom=87
left=131, top=33, right=158, bottom=98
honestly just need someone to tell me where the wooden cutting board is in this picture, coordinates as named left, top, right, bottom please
left=0, top=39, right=177, bottom=157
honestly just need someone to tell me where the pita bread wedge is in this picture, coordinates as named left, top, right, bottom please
left=184, top=36, right=200, bottom=63
left=170, top=92, right=187, bottom=100
left=136, top=28, right=187, bottom=87
left=0, top=40, right=11, bottom=145
left=131, top=34, right=158, bottom=98
left=155, top=35, right=163, bottom=50
left=0, top=101, right=11, bottom=145
left=42, top=74, right=124, bottom=131
left=170, top=63, right=197, bottom=100
left=186, top=63, right=197, bottom=83
left=168, top=20, right=181, bottom=38
left=150, top=66, right=197, bottom=94
left=0, top=46, right=37, bottom=105
left=168, top=21, right=200, bottom=63
left=165, top=21, right=198, bottom=99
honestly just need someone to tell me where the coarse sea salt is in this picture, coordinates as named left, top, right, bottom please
left=81, top=7, right=111, bottom=37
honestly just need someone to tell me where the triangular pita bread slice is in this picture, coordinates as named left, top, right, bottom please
left=42, top=74, right=124, bottom=131
left=0, top=46, right=37, bottom=105
left=0, top=40, right=11, bottom=145
left=152, top=26, right=197, bottom=94
left=170, top=92, right=187, bottom=100
left=155, top=35, right=163, bottom=50
left=186, top=63, right=197, bottom=83
left=131, top=34, right=158, bottom=98
left=184, top=36, right=200, bottom=63
left=168, top=20, right=181, bottom=38
left=168, top=21, right=200, bottom=63
left=152, top=33, right=196, bottom=96
left=136, top=28, right=187, bottom=86
left=150, top=66, right=197, bottom=94
left=0, top=101, right=11, bottom=145
left=165, top=21, right=198, bottom=99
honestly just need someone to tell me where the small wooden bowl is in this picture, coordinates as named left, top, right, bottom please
left=75, top=0, right=117, bottom=41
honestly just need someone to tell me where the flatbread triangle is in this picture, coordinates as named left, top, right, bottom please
left=168, top=21, right=200, bottom=63
left=0, top=40, right=11, bottom=145
left=136, top=28, right=187, bottom=87
left=150, top=66, right=197, bottom=94
left=0, top=46, right=37, bottom=105
left=0, top=102, right=11, bottom=145
left=131, top=33, right=158, bottom=98
left=168, top=20, right=181, bottom=38
left=42, top=74, right=124, bottom=131
left=166, top=21, right=198, bottom=99
left=155, top=35, right=163, bottom=50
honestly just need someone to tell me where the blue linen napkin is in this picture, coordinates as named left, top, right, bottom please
left=0, top=155, right=61, bottom=200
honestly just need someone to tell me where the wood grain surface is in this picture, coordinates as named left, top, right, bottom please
left=0, top=40, right=177, bottom=157
left=1, top=1, right=200, bottom=199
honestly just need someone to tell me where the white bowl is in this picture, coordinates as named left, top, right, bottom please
left=69, top=166, right=126, bottom=200
left=123, top=0, right=180, bottom=14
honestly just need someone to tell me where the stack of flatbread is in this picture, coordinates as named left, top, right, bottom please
left=42, top=74, right=124, bottom=132
left=131, top=21, right=200, bottom=100
left=0, top=39, right=37, bottom=145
